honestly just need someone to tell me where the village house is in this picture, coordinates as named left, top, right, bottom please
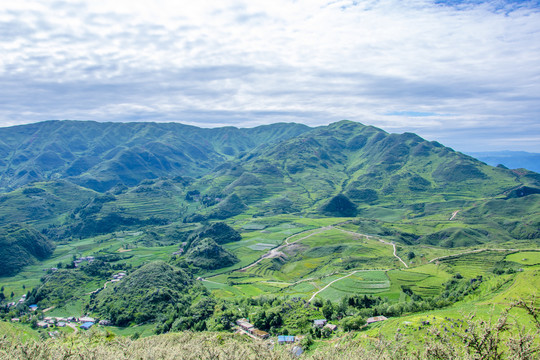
left=236, top=318, right=254, bottom=332
left=324, top=323, right=337, bottom=332
left=99, top=319, right=112, bottom=326
left=313, top=319, right=327, bottom=328
left=80, top=322, right=94, bottom=330
left=11, top=318, right=20, bottom=322
left=79, top=316, right=96, bottom=323
left=251, top=329, right=270, bottom=339
left=278, top=335, right=295, bottom=345
left=74, top=256, right=95, bottom=268
left=291, top=346, right=303, bottom=357
left=36, top=321, right=49, bottom=329
left=112, top=273, right=126, bottom=280
left=366, top=315, right=388, bottom=324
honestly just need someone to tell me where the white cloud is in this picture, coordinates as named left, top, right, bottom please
left=0, top=0, right=539, bottom=151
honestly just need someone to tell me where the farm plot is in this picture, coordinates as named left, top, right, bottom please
left=505, top=251, right=540, bottom=266
left=315, top=271, right=391, bottom=302
left=438, top=251, right=509, bottom=278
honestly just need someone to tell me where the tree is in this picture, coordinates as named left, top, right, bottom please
left=407, top=251, right=415, bottom=260
left=322, top=300, right=334, bottom=320
left=341, top=315, right=366, bottom=331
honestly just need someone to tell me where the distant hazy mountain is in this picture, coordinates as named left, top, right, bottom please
left=467, top=151, right=540, bottom=173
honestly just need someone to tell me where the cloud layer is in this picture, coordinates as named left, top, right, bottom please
left=1, top=0, right=539, bottom=151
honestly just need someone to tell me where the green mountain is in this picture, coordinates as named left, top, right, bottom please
left=184, top=237, right=239, bottom=270
left=89, top=261, right=195, bottom=326
left=0, top=119, right=539, bottom=359
left=0, top=120, right=310, bottom=192
left=187, top=120, right=537, bottom=219
left=0, top=224, right=54, bottom=276
left=0, top=119, right=538, bottom=275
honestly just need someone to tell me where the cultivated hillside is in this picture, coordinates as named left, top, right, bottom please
left=0, top=120, right=538, bottom=276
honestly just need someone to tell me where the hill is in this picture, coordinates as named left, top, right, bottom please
left=0, top=224, right=54, bottom=276
left=89, top=261, right=195, bottom=326
left=184, top=238, right=239, bottom=270
left=0, top=120, right=538, bottom=278
left=186, top=120, right=537, bottom=221
left=0, top=119, right=538, bottom=360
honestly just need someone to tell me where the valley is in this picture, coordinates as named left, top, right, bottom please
left=0, top=120, right=539, bottom=358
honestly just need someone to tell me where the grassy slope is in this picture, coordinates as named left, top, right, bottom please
left=364, top=251, right=540, bottom=340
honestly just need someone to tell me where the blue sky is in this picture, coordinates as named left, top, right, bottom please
left=0, top=0, right=539, bottom=152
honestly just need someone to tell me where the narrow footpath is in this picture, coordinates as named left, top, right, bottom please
left=331, top=226, right=409, bottom=268
left=308, top=271, right=358, bottom=302
left=238, top=227, right=331, bottom=272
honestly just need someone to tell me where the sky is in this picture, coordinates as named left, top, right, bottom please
left=1, top=0, right=539, bottom=152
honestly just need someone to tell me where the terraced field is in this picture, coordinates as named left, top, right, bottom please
left=199, top=221, right=540, bottom=314
left=366, top=258, right=540, bottom=342
left=201, top=224, right=463, bottom=302
left=437, top=251, right=511, bottom=277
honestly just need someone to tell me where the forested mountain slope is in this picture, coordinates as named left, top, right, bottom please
left=0, top=121, right=310, bottom=192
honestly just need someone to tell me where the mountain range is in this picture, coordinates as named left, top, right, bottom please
left=0, top=119, right=539, bottom=274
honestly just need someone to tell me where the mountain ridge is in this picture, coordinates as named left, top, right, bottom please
left=0, top=120, right=312, bottom=192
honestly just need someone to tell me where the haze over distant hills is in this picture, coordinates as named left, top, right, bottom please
left=467, top=151, right=540, bottom=173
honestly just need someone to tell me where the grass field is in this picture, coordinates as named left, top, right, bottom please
left=195, top=222, right=540, bottom=309
left=505, top=251, right=540, bottom=266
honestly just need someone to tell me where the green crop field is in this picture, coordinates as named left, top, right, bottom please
left=505, top=251, right=540, bottom=265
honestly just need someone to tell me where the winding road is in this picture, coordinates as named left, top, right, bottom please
left=202, top=223, right=538, bottom=304
left=308, top=271, right=359, bottom=302
left=330, top=226, right=409, bottom=268
left=238, top=227, right=332, bottom=272
left=203, top=223, right=413, bottom=302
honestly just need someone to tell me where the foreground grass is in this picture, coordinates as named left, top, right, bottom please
left=1, top=314, right=538, bottom=360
